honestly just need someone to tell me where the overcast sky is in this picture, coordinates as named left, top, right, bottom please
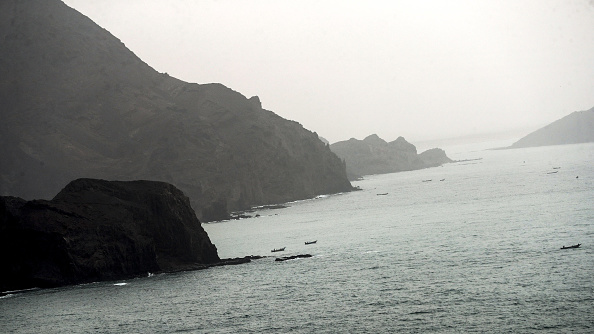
left=62, top=0, right=594, bottom=144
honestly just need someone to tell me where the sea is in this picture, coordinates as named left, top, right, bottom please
left=1, top=142, right=593, bottom=333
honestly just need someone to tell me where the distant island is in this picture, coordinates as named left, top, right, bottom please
left=505, top=107, right=594, bottom=149
left=329, top=134, right=452, bottom=180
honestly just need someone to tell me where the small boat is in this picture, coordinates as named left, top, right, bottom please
left=271, top=247, right=286, bottom=252
left=547, top=171, right=558, bottom=174
left=376, top=193, right=388, bottom=196
left=305, top=240, right=317, bottom=245
left=560, top=244, right=581, bottom=249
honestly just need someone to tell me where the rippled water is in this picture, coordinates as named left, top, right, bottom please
left=1, top=143, right=593, bottom=333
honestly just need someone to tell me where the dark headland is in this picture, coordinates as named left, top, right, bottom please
left=330, top=134, right=452, bottom=180
left=0, top=179, right=265, bottom=293
left=0, top=0, right=353, bottom=222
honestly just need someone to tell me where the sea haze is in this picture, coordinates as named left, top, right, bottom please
left=1, top=143, right=593, bottom=333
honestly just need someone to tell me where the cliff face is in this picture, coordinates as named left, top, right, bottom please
left=330, top=135, right=452, bottom=180
left=0, top=0, right=352, bottom=221
left=508, top=107, right=594, bottom=149
left=0, top=179, right=219, bottom=292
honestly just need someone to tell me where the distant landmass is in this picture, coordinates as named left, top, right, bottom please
left=330, top=135, right=452, bottom=180
left=0, top=179, right=220, bottom=292
left=0, top=0, right=353, bottom=221
left=507, top=107, right=594, bottom=149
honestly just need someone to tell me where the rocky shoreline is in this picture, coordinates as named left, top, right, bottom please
left=0, top=255, right=266, bottom=297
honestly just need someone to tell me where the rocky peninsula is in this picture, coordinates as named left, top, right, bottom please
left=330, top=134, right=452, bottom=180
left=0, top=179, right=228, bottom=293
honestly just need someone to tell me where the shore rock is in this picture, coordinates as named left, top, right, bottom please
left=0, top=179, right=220, bottom=292
left=275, top=254, right=313, bottom=262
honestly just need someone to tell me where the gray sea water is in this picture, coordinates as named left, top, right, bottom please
left=1, top=143, right=593, bottom=333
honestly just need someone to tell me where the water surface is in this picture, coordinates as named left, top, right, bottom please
left=1, top=143, right=593, bottom=333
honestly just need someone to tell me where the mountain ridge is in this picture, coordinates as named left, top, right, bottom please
left=0, top=0, right=353, bottom=221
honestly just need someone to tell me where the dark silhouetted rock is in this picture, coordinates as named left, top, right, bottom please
left=275, top=254, right=313, bottom=262
left=330, top=135, right=452, bottom=180
left=213, top=255, right=265, bottom=267
left=507, top=107, right=594, bottom=149
left=0, top=179, right=220, bottom=292
left=0, top=0, right=353, bottom=222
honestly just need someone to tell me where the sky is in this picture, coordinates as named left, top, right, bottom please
left=61, top=0, right=594, bottom=145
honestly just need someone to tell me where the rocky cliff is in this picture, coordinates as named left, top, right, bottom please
left=508, top=107, right=594, bottom=149
left=330, top=135, right=452, bottom=180
left=0, top=178, right=220, bottom=292
left=0, top=0, right=353, bottom=221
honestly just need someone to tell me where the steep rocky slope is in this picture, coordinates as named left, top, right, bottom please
left=0, top=179, right=219, bottom=292
left=0, top=0, right=352, bottom=221
left=330, top=135, right=452, bottom=180
left=508, top=107, right=594, bottom=149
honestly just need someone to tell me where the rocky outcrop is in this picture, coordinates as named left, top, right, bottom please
left=418, top=148, right=451, bottom=168
left=0, top=179, right=220, bottom=292
left=0, top=0, right=353, bottom=222
left=507, top=107, right=594, bottom=149
left=275, top=254, right=313, bottom=262
left=330, top=135, right=452, bottom=180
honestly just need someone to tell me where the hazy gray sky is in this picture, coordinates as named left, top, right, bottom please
left=62, top=0, right=594, bottom=144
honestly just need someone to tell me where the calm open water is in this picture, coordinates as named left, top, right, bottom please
left=1, top=143, right=593, bottom=333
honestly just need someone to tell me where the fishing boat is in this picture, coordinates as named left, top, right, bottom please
left=271, top=247, right=286, bottom=252
left=305, top=240, right=317, bottom=245
left=560, top=243, right=581, bottom=249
